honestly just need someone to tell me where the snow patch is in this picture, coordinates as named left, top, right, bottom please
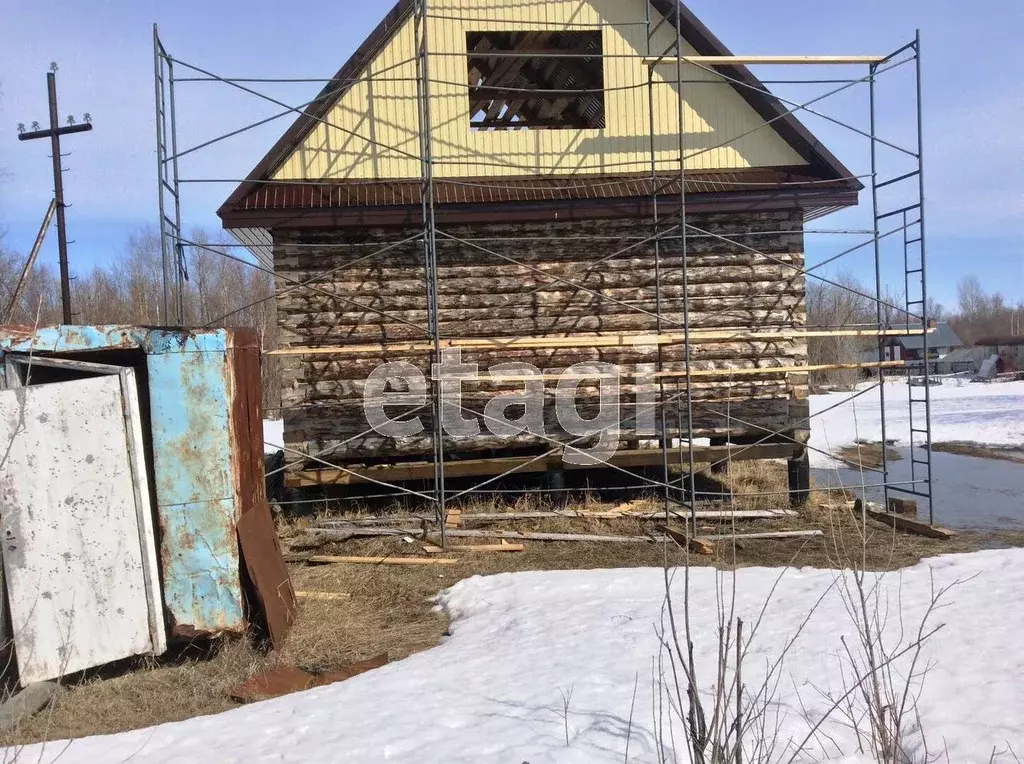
left=263, top=419, right=283, bottom=454
left=17, top=549, right=1024, bottom=763
left=809, top=380, right=1024, bottom=467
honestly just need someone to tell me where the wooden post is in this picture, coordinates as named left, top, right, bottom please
left=547, top=463, right=567, bottom=507
left=787, top=449, right=810, bottom=508
left=887, top=498, right=918, bottom=517
left=709, top=437, right=729, bottom=475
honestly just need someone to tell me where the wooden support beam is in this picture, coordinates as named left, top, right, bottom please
left=308, top=555, right=460, bottom=566
left=644, top=55, right=888, bottom=66
left=288, top=443, right=800, bottom=487
left=268, top=328, right=933, bottom=357
left=316, top=509, right=797, bottom=526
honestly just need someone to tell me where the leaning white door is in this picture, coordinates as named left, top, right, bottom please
left=0, top=364, right=166, bottom=684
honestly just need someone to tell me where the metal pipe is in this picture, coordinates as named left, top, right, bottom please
left=915, top=31, right=935, bottom=524
left=869, top=62, right=891, bottom=513
left=167, top=54, right=185, bottom=324
left=153, top=25, right=172, bottom=324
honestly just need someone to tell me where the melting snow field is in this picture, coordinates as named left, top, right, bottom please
left=20, top=549, right=1024, bottom=763
left=809, top=379, right=1024, bottom=468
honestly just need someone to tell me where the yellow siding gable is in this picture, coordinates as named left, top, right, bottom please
left=272, top=0, right=808, bottom=181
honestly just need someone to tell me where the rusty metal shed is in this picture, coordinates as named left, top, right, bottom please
left=0, top=325, right=266, bottom=638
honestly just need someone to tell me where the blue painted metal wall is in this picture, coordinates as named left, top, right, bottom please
left=0, top=326, right=246, bottom=636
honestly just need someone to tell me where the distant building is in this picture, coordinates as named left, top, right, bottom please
left=875, top=322, right=967, bottom=375
left=973, top=336, right=1024, bottom=375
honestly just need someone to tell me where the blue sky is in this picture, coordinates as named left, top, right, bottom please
left=0, top=0, right=1021, bottom=310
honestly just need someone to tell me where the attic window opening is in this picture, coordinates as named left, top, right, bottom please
left=466, top=30, right=605, bottom=131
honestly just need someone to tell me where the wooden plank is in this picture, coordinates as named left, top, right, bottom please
left=477, top=361, right=904, bottom=383
left=308, top=555, right=460, bottom=566
left=663, top=524, right=716, bottom=555
left=290, top=443, right=800, bottom=487
left=443, top=529, right=662, bottom=544
left=423, top=542, right=525, bottom=554
left=268, top=328, right=932, bottom=356
left=295, top=591, right=352, bottom=602
left=700, top=530, right=824, bottom=541
left=237, top=501, right=297, bottom=649
left=860, top=507, right=954, bottom=540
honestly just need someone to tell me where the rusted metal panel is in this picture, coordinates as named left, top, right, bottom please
left=145, top=330, right=245, bottom=635
left=0, top=371, right=166, bottom=683
left=0, top=325, right=260, bottom=637
left=237, top=502, right=296, bottom=649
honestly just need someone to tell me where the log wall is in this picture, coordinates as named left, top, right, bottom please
left=273, top=211, right=810, bottom=467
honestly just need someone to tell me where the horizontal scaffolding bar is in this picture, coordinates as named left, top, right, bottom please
left=644, top=55, right=888, bottom=65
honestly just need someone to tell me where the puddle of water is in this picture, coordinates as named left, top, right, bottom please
left=812, top=447, right=1024, bottom=532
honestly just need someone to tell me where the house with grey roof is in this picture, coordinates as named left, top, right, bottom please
left=885, top=322, right=966, bottom=374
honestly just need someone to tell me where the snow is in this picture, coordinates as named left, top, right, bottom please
left=810, top=380, right=1024, bottom=468
left=18, top=549, right=1024, bottom=763
left=263, top=419, right=284, bottom=454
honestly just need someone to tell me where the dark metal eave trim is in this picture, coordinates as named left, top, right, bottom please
left=220, top=188, right=860, bottom=230
left=218, top=0, right=861, bottom=222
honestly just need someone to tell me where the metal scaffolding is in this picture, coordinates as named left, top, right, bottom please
left=152, top=2, right=936, bottom=537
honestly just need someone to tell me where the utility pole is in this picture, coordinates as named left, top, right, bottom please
left=17, top=63, right=93, bottom=324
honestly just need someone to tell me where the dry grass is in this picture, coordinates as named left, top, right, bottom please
left=836, top=443, right=903, bottom=470
left=929, top=441, right=1024, bottom=464
left=2, top=460, right=1017, bottom=747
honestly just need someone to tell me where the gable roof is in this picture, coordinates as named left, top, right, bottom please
left=898, top=322, right=963, bottom=350
left=218, top=0, right=860, bottom=226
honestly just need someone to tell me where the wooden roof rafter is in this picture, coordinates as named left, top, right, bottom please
left=467, top=29, right=604, bottom=130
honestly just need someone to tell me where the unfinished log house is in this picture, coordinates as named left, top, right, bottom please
left=218, top=0, right=862, bottom=497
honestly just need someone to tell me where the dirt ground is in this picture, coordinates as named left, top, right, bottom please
left=3, top=461, right=1021, bottom=747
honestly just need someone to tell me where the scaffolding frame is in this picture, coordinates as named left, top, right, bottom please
left=151, top=2, right=936, bottom=536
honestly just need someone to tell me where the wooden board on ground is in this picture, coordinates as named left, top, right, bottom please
left=700, top=530, right=824, bottom=541
left=423, top=541, right=525, bottom=554
left=663, top=524, right=716, bottom=555
left=443, top=529, right=662, bottom=544
left=308, top=555, right=460, bottom=566
left=857, top=501, right=955, bottom=540
left=237, top=501, right=297, bottom=648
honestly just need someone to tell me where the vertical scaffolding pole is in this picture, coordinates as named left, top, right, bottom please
left=869, top=63, right=891, bottom=511
left=646, top=1, right=672, bottom=525
left=414, top=0, right=447, bottom=544
left=153, top=25, right=172, bottom=324
left=915, top=31, right=935, bottom=524
left=167, top=53, right=186, bottom=323
left=154, top=24, right=185, bottom=326
left=674, top=7, right=698, bottom=531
